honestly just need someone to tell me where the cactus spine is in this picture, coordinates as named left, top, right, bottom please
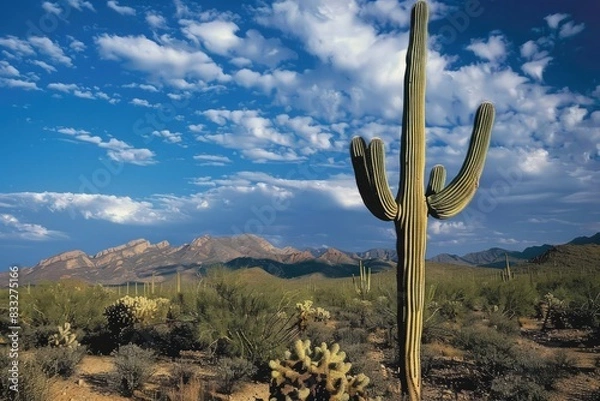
left=349, top=2, right=495, bottom=399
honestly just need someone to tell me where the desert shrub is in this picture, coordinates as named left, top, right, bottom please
left=37, top=345, right=86, bottom=378
left=303, top=319, right=335, bottom=345
left=480, top=279, right=538, bottom=318
left=1, top=357, right=51, bottom=401
left=155, top=322, right=199, bottom=357
left=110, top=344, right=156, bottom=397
left=165, top=378, right=205, bottom=401
left=170, top=362, right=198, bottom=385
left=216, top=357, right=257, bottom=394
left=334, top=327, right=369, bottom=346
left=195, top=275, right=298, bottom=369
left=490, top=375, right=548, bottom=401
left=454, top=326, right=516, bottom=377
left=487, top=311, right=521, bottom=336
left=20, top=281, right=114, bottom=335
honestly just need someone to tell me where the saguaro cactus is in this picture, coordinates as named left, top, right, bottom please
left=352, top=261, right=372, bottom=300
left=349, top=1, right=495, bottom=399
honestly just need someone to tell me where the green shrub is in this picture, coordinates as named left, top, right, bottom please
left=216, top=357, right=257, bottom=394
left=110, top=344, right=156, bottom=397
left=37, top=345, right=86, bottom=378
left=490, top=375, right=548, bottom=401
left=195, top=276, right=298, bottom=368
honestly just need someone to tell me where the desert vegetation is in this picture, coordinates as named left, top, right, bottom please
left=1, top=258, right=599, bottom=401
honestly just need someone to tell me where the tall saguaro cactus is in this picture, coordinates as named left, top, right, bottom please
left=349, top=2, right=495, bottom=400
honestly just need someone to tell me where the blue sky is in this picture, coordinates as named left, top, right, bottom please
left=0, top=0, right=599, bottom=269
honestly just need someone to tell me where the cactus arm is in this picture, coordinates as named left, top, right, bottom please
left=425, top=165, right=446, bottom=196
left=350, top=136, right=399, bottom=221
left=426, top=102, right=495, bottom=219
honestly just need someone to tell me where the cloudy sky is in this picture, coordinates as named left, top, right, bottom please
left=0, top=0, right=598, bottom=269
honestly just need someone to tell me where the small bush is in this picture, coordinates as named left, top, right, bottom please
left=216, top=357, right=257, bottom=395
left=165, top=378, right=205, bottom=401
left=170, top=362, right=199, bottom=386
left=37, top=345, right=86, bottom=378
left=110, top=344, right=156, bottom=397
left=0, top=352, right=51, bottom=401
left=490, top=375, right=548, bottom=401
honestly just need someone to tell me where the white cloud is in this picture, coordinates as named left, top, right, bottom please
left=47, top=82, right=118, bottom=102
left=559, top=21, right=585, bottom=39
left=47, top=82, right=78, bottom=92
left=152, top=130, right=182, bottom=144
left=122, top=82, right=159, bottom=92
left=544, top=13, right=568, bottom=29
left=193, top=154, right=232, bottom=166
left=0, top=61, right=19, bottom=76
left=146, top=12, right=167, bottom=29
left=0, top=193, right=168, bottom=225
left=0, top=214, right=65, bottom=241
left=0, top=78, right=38, bottom=90
left=0, top=36, right=35, bottom=57
left=520, top=40, right=538, bottom=59
left=65, top=0, right=95, bottom=12
left=95, top=34, right=230, bottom=87
left=68, top=37, right=86, bottom=52
left=188, top=124, right=204, bottom=132
left=42, top=2, right=62, bottom=15
left=467, top=35, right=507, bottom=63
left=130, top=98, right=156, bottom=107
left=107, top=0, right=136, bottom=16
left=429, top=220, right=469, bottom=235
left=56, top=127, right=156, bottom=165
left=31, top=60, right=57, bottom=73
left=521, top=57, right=552, bottom=81
left=181, top=19, right=296, bottom=68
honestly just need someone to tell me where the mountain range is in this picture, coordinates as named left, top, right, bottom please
left=6, top=232, right=600, bottom=285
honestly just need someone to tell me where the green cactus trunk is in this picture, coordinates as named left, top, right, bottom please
left=349, top=2, right=495, bottom=399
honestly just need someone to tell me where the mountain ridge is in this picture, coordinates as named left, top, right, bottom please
left=7, top=232, right=599, bottom=285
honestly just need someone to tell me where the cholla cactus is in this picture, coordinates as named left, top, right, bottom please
left=49, top=322, right=79, bottom=348
left=269, top=339, right=371, bottom=401
left=295, top=301, right=331, bottom=331
left=314, top=307, right=331, bottom=322
left=104, top=295, right=170, bottom=335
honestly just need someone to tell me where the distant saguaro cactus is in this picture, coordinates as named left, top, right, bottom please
left=352, top=260, right=371, bottom=300
left=349, top=1, right=495, bottom=399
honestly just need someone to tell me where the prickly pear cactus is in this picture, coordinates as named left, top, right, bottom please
left=269, top=339, right=371, bottom=401
left=49, top=322, right=79, bottom=348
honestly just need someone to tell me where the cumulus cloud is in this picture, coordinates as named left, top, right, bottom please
left=0, top=78, right=38, bottom=90
left=47, top=82, right=118, bottom=102
left=56, top=127, right=156, bottom=165
left=152, top=130, right=182, bottom=144
left=107, top=0, right=136, bottom=16
left=181, top=19, right=296, bottom=68
left=42, top=2, right=62, bottom=15
left=65, top=0, right=95, bottom=12
left=467, top=35, right=508, bottom=63
left=95, top=34, right=230, bottom=88
left=0, top=193, right=168, bottom=225
left=146, top=12, right=167, bottom=29
left=544, top=13, right=568, bottom=29
left=0, top=61, right=19, bottom=76
left=0, top=214, right=65, bottom=240
left=558, top=20, right=585, bottom=39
